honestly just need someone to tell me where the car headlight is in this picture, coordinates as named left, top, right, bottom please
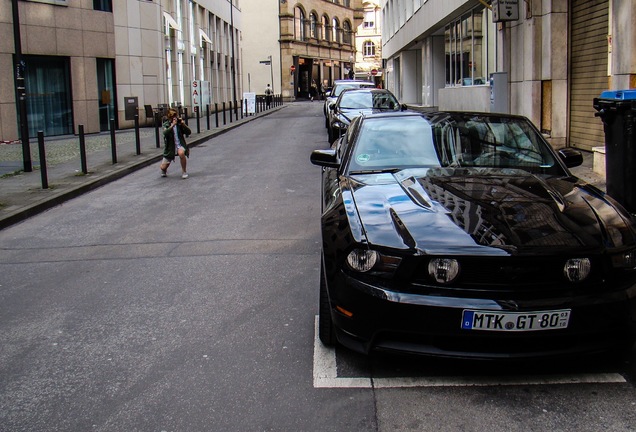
left=428, top=258, right=460, bottom=284
left=346, top=249, right=402, bottom=275
left=346, top=249, right=378, bottom=272
left=563, top=258, right=591, bottom=282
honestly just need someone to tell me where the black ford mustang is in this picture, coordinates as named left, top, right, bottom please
left=310, top=111, right=636, bottom=359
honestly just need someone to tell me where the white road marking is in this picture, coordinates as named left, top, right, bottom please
left=312, top=317, right=626, bottom=388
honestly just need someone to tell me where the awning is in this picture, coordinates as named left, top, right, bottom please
left=163, top=12, right=180, bottom=31
left=199, top=29, right=213, bottom=45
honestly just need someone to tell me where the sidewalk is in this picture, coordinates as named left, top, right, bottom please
left=0, top=105, right=286, bottom=230
left=0, top=104, right=605, bottom=231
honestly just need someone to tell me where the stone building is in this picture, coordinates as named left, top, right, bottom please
left=354, top=0, right=383, bottom=86
left=0, top=0, right=242, bottom=141
left=241, top=0, right=363, bottom=101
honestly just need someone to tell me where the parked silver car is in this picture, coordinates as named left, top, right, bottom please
left=323, top=80, right=376, bottom=128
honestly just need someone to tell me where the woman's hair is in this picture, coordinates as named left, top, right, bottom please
left=167, top=109, right=178, bottom=119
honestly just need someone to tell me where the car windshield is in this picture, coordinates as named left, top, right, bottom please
left=348, top=115, right=563, bottom=175
left=339, top=92, right=399, bottom=110
left=334, top=83, right=374, bottom=97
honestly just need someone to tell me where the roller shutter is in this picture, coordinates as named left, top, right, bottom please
left=569, top=0, right=609, bottom=151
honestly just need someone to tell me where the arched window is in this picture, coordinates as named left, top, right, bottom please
left=309, top=13, right=318, bottom=39
left=342, top=21, right=352, bottom=45
left=363, top=41, right=376, bottom=57
left=332, top=18, right=340, bottom=43
left=323, top=15, right=331, bottom=41
left=295, top=7, right=305, bottom=41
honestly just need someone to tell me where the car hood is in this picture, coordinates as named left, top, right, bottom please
left=348, top=167, right=636, bottom=255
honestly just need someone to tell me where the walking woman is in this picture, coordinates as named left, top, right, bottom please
left=160, top=109, right=191, bottom=179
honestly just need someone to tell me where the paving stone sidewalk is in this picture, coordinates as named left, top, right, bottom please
left=0, top=106, right=285, bottom=230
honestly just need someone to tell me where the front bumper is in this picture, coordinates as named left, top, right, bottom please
left=328, top=271, right=636, bottom=359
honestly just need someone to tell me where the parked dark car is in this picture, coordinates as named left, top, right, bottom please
left=327, top=88, right=402, bottom=144
left=323, top=80, right=377, bottom=127
left=310, top=110, right=636, bottom=360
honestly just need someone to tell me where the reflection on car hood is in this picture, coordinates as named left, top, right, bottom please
left=349, top=167, right=636, bottom=255
left=339, top=107, right=394, bottom=121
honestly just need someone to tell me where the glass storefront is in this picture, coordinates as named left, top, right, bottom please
left=444, top=5, right=496, bottom=87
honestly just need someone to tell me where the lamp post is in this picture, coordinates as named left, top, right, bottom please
left=229, top=0, right=237, bottom=106
left=11, top=0, right=32, bottom=172
left=268, top=55, right=274, bottom=94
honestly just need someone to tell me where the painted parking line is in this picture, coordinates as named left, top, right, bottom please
left=312, top=317, right=626, bottom=389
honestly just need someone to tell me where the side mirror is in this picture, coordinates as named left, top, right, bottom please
left=310, top=149, right=339, bottom=168
left=557, top=148, right=583, bottom=168
left=329, top=104, right=336, bottom=111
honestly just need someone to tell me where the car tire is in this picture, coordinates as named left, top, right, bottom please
left=319, top=258, right=336, bottom=346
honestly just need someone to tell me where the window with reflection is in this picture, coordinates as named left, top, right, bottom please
left=323, top=15, right=331, bottom=41
left=343, top=21, right=352, bottom=45
left=445, top=5, right=495, bottom=86
left=310, top=13, right=318, bottom=39
left=363, top=41, right=375, bottom=57
left=295, top=7, right=305, bottom=41
left=332, top=18, right=340, bottom=43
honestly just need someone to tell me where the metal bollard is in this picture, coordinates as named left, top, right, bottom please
left=206, top=104, right=210, bottom=130
left=223, top=102, right=226, bottom=125
left=196, top=107, right=200, bottom=134
left=229, top=101, right=233, bottom=123
left=37, top=131, right=48, bottom=189
left=154, top=113, right=160, bottom=148
left=215, top=103, right=219, bottom=128
left=110, top=118, right=117, bottom=164
left=79, top=125, right=87, bottom=174
left=234, top=100, right=238, bottom=121
left=184, top=107, right=189, bottom=126
left=134, top=114, right=141, bottom=155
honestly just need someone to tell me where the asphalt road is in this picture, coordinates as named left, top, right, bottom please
left=1, top=102, right=635, bottom=432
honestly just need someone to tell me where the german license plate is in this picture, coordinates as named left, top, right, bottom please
left=461, top=309, right=571, bottom=332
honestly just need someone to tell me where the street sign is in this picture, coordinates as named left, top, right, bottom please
left=492, top=0, right=519, bottom=22
left=259, top=60, right=271, bottom=65
left=371, top=69, right=378, bottom=76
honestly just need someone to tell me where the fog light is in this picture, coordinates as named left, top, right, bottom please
left=428, top=258, right=460, bottom=284
left=563, top=258, right=591, bottom=282
left=346, top=249, right=378, bottom=272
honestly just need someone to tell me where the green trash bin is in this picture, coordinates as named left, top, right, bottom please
left=593, top=89, right=636, bottom=213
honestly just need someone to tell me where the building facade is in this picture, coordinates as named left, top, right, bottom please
left=382, top=0, right=635, bottom=151
left=0, top=0, right=242, bottom=142
left=241, top=0, right=363, bottom=101
left=354, top=0, right=383, bottom=86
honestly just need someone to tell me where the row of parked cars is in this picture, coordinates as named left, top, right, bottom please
left=314, top=80, right=636, bottom=361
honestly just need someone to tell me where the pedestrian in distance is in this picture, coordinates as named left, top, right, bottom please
left=265, top=84, right=273, bottom=109
left=160, top=109, right=191, bottom=179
